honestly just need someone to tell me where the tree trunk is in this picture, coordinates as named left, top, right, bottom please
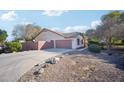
left=108, top=37, right=112, bottom=50
left=105, top=37, right=112, bottom=55
left=105, top=37, right=112, bottom=51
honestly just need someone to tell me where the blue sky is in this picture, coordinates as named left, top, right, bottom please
left=0, top=10, right=110, bottom=41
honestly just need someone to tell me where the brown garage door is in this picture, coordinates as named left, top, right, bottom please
left=56, top=40, right=72, bottom=49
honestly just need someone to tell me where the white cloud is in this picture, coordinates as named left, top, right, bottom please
left=50, top=20, right=101, bottom=33
left=42, top=10, right=68, bottom=16
left=50, top=26, right=89, bottom=33
left=91, top=20, right=101, bottom=29
left=20, top=21, right=33, bottom=25
left=63, top=26, right=90, bottom=33
left=0, top=11, right=17, bottom=21
left=50, top=27, right=61, bottom=31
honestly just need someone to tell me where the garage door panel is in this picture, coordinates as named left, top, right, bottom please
left=56, top=40, right=72, bottom=48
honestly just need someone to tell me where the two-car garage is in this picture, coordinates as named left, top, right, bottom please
left=40, top=40, right=72, bottom=49
left=55, top=40, right=72, bottom=49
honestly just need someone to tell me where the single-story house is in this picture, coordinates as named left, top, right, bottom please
left=22, top=28, right=85, bottom=50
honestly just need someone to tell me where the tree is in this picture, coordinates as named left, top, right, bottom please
left=101, top=11, right=121, bottom=26
left=12, top=24, right=25, bottom=40
left=86, top=11, right=124, bottom=49
left=97, top=11, right=121, bottom=49
left=85, top=29, right=95, bottom=38
left=118, top=12, right=124, bottom=23
left=12, top=24, right=42, bottom=41
left=0, top=29, right=8, bottom=45
left=117, top=12, right=124, bottom=39
left=112, top=23, right=124, bottom=40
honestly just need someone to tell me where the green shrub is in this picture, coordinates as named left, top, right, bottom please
left=122, top=40, right=124, bottom=44
left=100, top=42, right=106, bottom=50
left=88, top=44, right=101, bottom=53
left=89, top=40, right=106, bottom=50
left=89, top=40, right=100, bottom=46
left=6, top=42, right=22, bottom=52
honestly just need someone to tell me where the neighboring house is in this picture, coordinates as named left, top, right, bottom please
left=22, top=28, right=84, bottom=50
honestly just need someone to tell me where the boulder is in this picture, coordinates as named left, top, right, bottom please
left=46, top=59, right=53, bottom=64
left=39, top=68, right=44, bottom=73
left=46, top=58, right=59, bottom=64
left=54, top=57, right=60, bottom=62
left=50, top=58, right=57, bottom=64
left=34, top=64, right=39, bottom=67
left=33, top=68, right=44, bottom=75
left=41, top=64, right=48, bottom=68
left=33, top=71, right=40, bottom=75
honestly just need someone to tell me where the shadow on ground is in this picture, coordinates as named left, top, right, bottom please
left=66, top=49, right=124, bottom=71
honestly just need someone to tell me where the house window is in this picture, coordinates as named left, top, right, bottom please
left=81, top=39, right=83, bottom=44
left=77, top=39, right=80, bottom=45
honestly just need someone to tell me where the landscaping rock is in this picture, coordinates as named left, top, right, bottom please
left=39, top=68, right=44, bottom=74
left=42, top=64, right=49, bottom=68
left=59, top=55, right=64, bottom=58
left=46, top=58, right=59, bottom=64
left=33, top=71, right=40, bottom=75
left=46, top=59, right=54, bottom=64
left=54, top=57, right=60, bottom=62
left=51, top=59, right=57, bottom=64
left=34, top=64, right=39, bottom=67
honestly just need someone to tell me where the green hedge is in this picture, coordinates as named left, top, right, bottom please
left=6, top=42, right=22, bottom=52
left=88, top=44, right=101, bottom=53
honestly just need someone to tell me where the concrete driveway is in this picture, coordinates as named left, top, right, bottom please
left=0, top=48, right=72, bottom=82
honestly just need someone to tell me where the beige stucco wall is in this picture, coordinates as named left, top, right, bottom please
left=35, top=31, right=65, bottom=41
left=72, top=35, right=84, bottom=49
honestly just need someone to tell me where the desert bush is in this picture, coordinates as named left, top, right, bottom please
left=88, top=44, right=101, bottom=53
left=6, top=42, right=22, bottom=52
